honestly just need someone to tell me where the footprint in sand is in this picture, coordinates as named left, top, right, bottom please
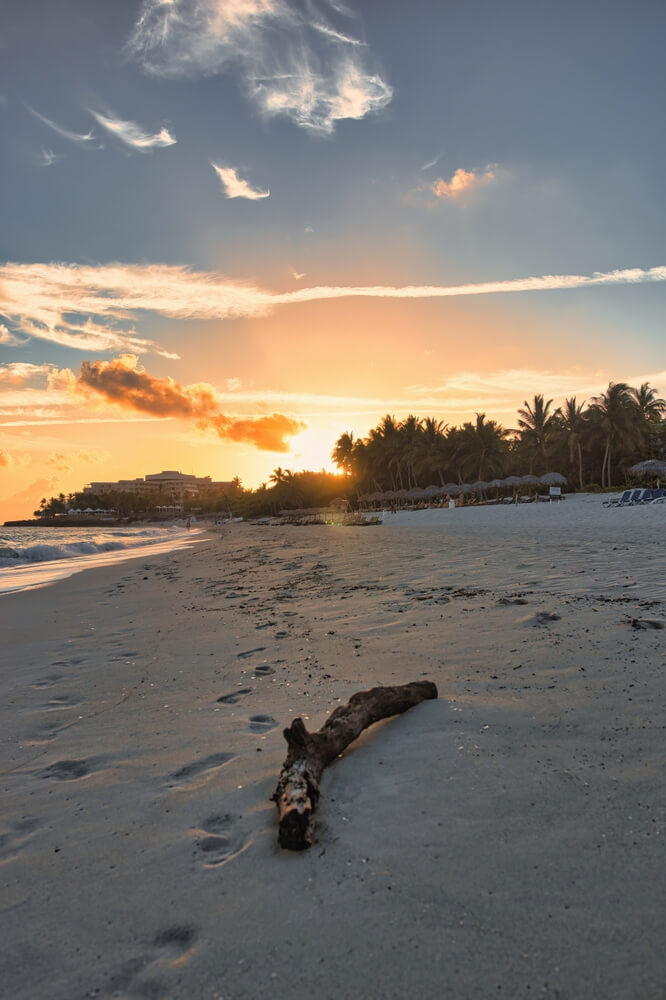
left=252, top=664, right=275, bottom=677
left=31, top=674, right=63, bottom=690
left=497, top=596, right=529, bottom=606
left=523, top=611, right=561, bottom=626
left=236, top=646, right=266, bottom=659
left=105, top=924, right=198, bottom=999
left=169, top=752, right=236, bottom=785
left=193, top=814, right=250, bottom=867
left=248, top=714, right=277, bottom=733
left=216, top=687, right=252, bottom=704
left=42, top=758, right=92, bottom=781
left=0, top=817, right=42, bottom=863
left=45, top=694, right=80, bottom=710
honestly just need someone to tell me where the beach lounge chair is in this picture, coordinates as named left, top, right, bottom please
left=604, top=490, right=632, bottom=507
left=648, top=488, right=665, bottom=503
left=623, top=489, right=644, bottom=505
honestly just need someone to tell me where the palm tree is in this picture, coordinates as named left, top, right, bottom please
left=367, top=415, right=402, bottom=490
left=331, top=431, right=356, bottom=476
left=589, top=382, right=636, bottom=487
left=630, top=382, right=666, bottom=423
left=554, top=396, right=587, bottom=490
left=397, top=414, right=423, bottom=489
left=269, top=467, right=287, bottom=486
left=517, top=394, right=556, bottom=474
left=457, top=413, right=509, bottom=482
left=629, top=382, right=666, bottom=458
left=415, top=417, right=449, bottom=485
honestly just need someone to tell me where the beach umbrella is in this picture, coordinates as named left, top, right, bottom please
left=443, top=483, right=461, bottom=495
left=488, top=479, right=503, bottom=489
left=539, top=472, right=568, bottom=486
left=409, top=487, right=426, bottom=498
left=520, top=474, right=540, bottom=485
left=502, top=476, right=522, bottom=487
left=472, top=480, right=489, bottom=490
left=628, top=460, right=666, bottom=478
left=459, top=483, right=473, bottom=493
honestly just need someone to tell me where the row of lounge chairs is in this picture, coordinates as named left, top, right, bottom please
left=603, top=488, right=665, bottom=507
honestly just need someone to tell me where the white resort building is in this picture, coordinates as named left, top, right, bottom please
left=83, top=470, right=233, bottom=503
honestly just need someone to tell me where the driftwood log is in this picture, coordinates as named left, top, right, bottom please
left=272, top=680, right=438, bottom=850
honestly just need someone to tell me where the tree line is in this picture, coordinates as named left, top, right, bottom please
left=31, top=381, right=665, bottom=520
left=331, top=382, right=665, bottom=493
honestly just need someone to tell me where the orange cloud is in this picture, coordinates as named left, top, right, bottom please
left=431, top=167, right=495, bottom=199
left=48, top=452, right=73, bottom=471
left=76, top=355, right=306, bottom=452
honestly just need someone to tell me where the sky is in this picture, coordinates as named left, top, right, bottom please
left=1, top=0, right=665, bottom=519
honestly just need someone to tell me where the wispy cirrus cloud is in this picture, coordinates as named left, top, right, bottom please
left=36, top=147, right=65, bottom=168
left=211, top=163, right=269, bottom=199
left=431, top=167, right=495, bottom=200
left=127, top=0, right=392, bottom=133
left=0, top=265, right=184, bottom=356
left=3, top=261, right=666, bottom=356
left=26, top=105, right=100, bottom=147
left=89, top=110, right=177, bottom=151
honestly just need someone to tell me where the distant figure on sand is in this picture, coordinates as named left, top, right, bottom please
left=186, top=517, right=191, bottom=530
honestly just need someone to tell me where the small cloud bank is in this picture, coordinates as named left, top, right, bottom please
left=0, top=323, right=26, bottom=346
left=77, top=355, right=306, bottom=451
left=211, top=163, right=269, bottom=199
left=431, top=167, right=495, bottom=200
left=89, top=110, right=176, bottom=150
left=46, top=449, right=103, bottom=472
left=127, top=0, right=392, bottom=133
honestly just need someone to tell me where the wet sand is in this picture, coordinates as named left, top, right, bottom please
left=1, top=495, right=665, bottom=999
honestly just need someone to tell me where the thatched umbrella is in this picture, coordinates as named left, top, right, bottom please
left=520, top=474, right=540, bottom=485
left=423, top=485, right=443, bottom=499
left=539, top=472, right=568, bottom=486
left=628, top=460, right=666, bottom=479
left=488, top=479, right=503, bottom=489
left=472, top=480, right=489, bottom=490
left=501, top=476, right=522, bottom=502
left=443, top=482, right=461, bottom=494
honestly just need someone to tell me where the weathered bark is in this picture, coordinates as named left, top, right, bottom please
left=272, top=680, right=438, bottom=850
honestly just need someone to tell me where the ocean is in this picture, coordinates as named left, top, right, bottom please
left=0, top=523, right=205, bottom=595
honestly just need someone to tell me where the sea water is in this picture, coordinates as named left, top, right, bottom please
left=0, top=523, right=204, bottom=595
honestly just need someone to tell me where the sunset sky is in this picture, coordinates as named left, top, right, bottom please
left=1, top=0, right=665, bottom=519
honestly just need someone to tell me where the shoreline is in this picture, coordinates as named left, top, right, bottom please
left=1, top=507, right=665, bottom=998
left=0, top=526, right=209, bottom=596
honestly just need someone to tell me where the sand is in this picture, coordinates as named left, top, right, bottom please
left=1, top=494, right=664, bottom=999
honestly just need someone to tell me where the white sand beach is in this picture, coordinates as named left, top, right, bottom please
left=1, top=494, right=665, bottom=999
